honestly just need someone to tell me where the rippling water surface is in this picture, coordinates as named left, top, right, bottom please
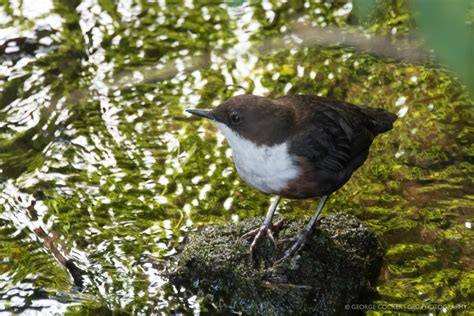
left=0, top=0, right=472, bottom=314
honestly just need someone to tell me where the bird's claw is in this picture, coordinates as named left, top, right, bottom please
left=241, top=218, right=285, bottom=261
left=275, top=229, right=310, bottom=265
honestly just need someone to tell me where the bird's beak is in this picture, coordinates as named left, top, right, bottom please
left=186, top=109, right=215, bottom=120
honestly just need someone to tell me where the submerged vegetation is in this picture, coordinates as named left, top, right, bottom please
left=0, top=0, right=472, bottom=314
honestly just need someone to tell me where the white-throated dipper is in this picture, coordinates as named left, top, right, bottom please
left=187, top=94, right=397, bottom=262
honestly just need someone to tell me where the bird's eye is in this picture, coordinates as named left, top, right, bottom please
left=229, top=112, right=241, bottom=124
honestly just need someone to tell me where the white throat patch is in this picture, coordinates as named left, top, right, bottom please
left=215, top=122, right=299, bottom=194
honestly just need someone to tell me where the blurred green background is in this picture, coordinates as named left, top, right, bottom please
left=0, top=0, right=472, bottom=314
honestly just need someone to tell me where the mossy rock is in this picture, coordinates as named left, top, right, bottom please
left=169, top=212, right=383, bottom=315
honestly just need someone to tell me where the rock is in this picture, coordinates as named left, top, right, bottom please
left=169, top=212, right=383, bottom=315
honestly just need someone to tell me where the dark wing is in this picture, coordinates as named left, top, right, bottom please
left=289, top=124, right=355, bottom=173
left=283, top=95, right=377, bottom=173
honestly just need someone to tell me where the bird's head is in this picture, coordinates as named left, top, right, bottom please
left=186, top=95, right=294, bottom=147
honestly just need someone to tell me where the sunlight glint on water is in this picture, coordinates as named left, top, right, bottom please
left=0, top=0, right=472, bottom=314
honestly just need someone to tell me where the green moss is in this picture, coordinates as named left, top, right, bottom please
left=170, top=213, right=382, bottom=314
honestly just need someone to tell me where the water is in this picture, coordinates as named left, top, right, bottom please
left=0, top=0, right=472, bottom=314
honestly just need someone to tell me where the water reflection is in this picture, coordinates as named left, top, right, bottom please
left=0, top=0, right=472, bottom=313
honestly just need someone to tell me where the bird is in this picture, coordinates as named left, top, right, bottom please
left=187, top=94, right=397, bottom=262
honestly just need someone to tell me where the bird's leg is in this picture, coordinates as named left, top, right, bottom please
left=276, top=195, right=330, bottom=264
left=241, top=196, right=284, bottom=259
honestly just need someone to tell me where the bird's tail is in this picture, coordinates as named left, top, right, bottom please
left=361, top=107, right=398, bottom=135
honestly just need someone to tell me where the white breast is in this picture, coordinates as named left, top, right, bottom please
left=216, top=123, right=299, bottom=194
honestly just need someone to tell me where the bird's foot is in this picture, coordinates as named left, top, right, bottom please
left=275, top=229, right=311, bottom=265
left=240, top=218, right=285, bottom=261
